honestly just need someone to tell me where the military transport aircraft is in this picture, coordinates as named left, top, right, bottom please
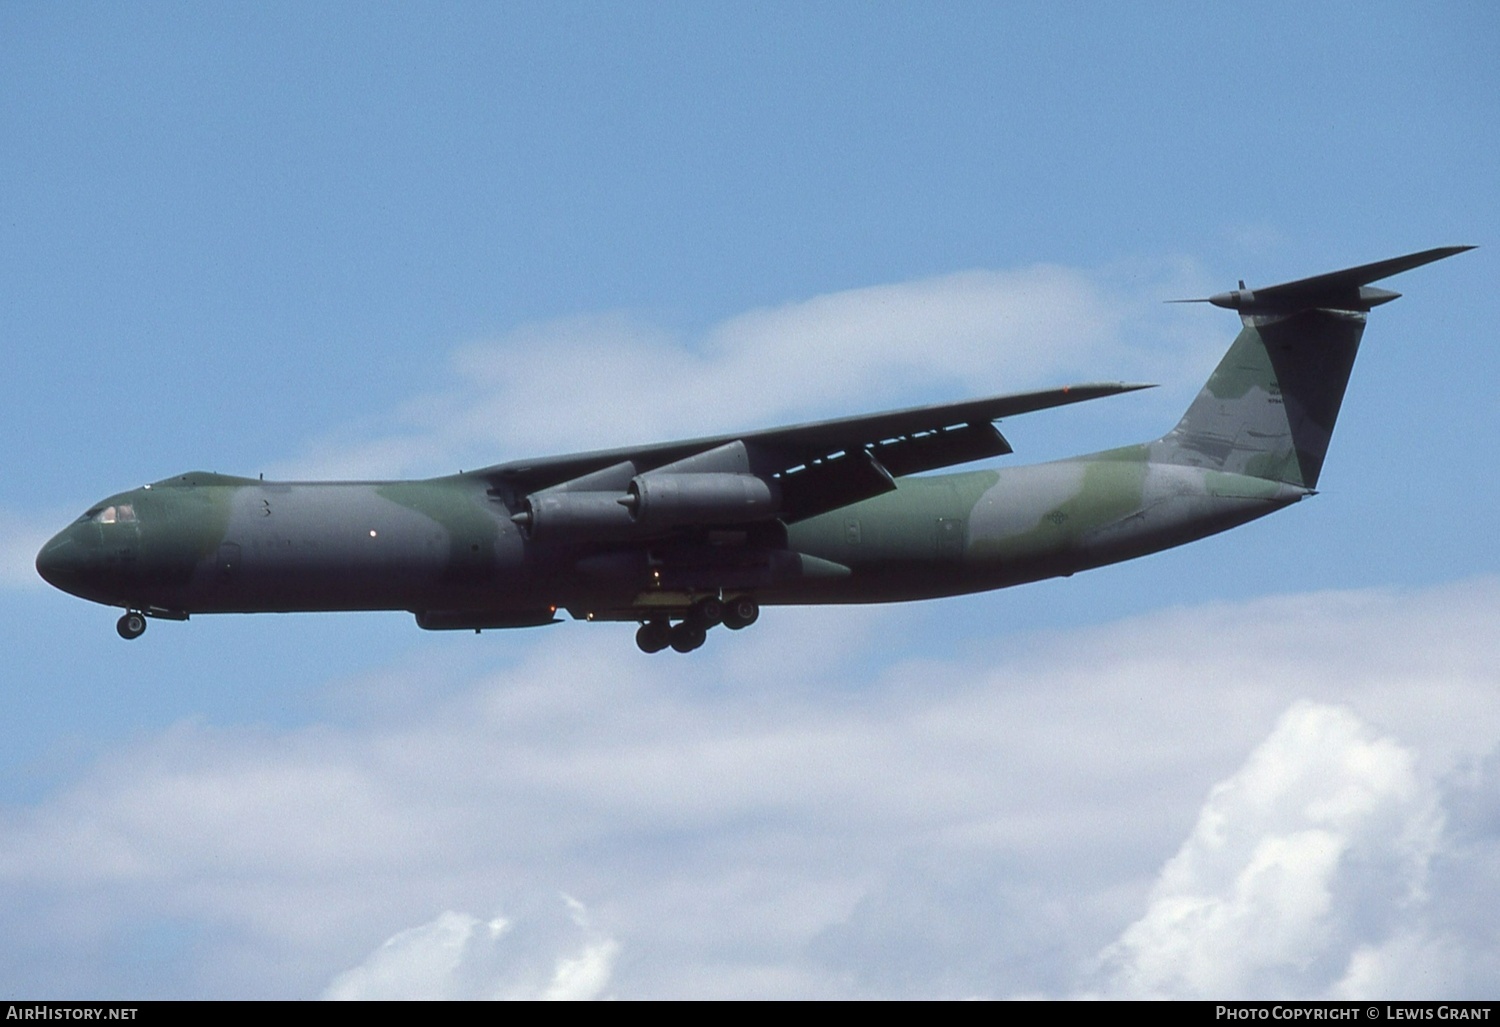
left=37, top=246, right=1471, bottom=653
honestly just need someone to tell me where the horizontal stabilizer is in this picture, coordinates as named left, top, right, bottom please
left=1172, top=245, right=1474, bottom=315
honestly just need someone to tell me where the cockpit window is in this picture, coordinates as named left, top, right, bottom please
left=90, top=504, right=136, bottom=524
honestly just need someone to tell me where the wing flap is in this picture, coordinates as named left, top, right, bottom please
left=778, top=447, right=898, bottom=521
left=870, top=421, right=1012, bottom=478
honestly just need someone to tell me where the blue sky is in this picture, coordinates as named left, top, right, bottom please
left=3, top=1, right=1497, bottom=998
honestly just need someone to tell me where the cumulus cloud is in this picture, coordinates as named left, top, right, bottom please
left=323, top=898, right=617, bottom=1000
left=324, top=911, right=506, bottom=1001
left=1094, top=702, right=1443, bottom=999
left=277, top=260, right=1212, bottom=480
left=2, top=580, right=1497, bottom=997
left=1083, top=690, right=1500, bottom=1000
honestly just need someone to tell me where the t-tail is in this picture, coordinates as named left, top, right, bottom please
left=1155, top=245, right=1474, bottom=489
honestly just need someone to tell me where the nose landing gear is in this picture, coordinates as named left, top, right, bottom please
left=116, top=611, right=147, bottom=640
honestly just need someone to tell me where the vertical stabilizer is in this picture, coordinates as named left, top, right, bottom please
left=1155, top=246, right=1473, bottom=489
left=1159, top=311, right=1364, bottom=488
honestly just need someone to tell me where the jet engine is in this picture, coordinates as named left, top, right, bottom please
left=510, top=490, right=637, bottom=541
left=621, top=472, right=781, bottom=533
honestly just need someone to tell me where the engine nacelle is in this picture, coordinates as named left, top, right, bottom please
left=511, top=491, right=636, bottom=541
left=512, top=468, right=782, bottom=542
left=625, top=472, right=781, bottom=533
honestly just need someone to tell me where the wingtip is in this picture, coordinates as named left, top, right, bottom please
left=1061, top=381, right=1157, bottom=394
left=1414, top=244, right=1478, bottom=264
left=1057, top=381, right=1157, bottom=397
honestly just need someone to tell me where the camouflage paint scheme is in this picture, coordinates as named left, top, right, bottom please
left=35, top=248, right=1470, bottom=650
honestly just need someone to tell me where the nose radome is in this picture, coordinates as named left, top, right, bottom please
left=36, top=529, right=88, bottom=590
left=36, top=534, right=68, bottom=588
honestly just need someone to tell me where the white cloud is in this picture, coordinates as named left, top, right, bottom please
left=277, top=261, right=1210, bottom=480
left=1094, top=702, right=1443, bottom=999
left=542, top=898, right=619, bottom=1001
left=323, top=899, right=617, bottom=1001
left=1331, top=931, right=1466, bottom=999
left=3, top=579, right=1498, bottom=997
left=324, top=911, right=502, bottom=1001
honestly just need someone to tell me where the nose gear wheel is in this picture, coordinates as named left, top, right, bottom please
left=117, top=611, right=147, bottom=640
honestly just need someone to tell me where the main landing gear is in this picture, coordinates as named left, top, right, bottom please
left=635, top=596, right=760, bottom=654
left=116, top=610, right=147, bottom=640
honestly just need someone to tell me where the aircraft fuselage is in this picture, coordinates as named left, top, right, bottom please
left=35, top=449, right=1304, bottom=628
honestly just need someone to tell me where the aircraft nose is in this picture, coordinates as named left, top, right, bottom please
left=35, top=526, right=96, bottom=593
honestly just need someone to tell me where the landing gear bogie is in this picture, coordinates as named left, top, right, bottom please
left=689, top=596, right=724, bottom=628
left=636, top=595, right=761, bottom=653
left=668, top=622, right=707, bottom=653
left=116, top=611, right=147, bottom=640
left=635, top=619, right=671, bottom=654
left=722, top=597, right=759, bottom=631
